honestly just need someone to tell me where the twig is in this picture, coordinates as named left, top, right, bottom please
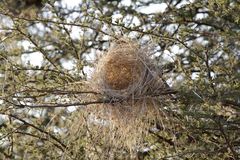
left=217, top=120, right=238, bottom=160
left=0, top=113, right=67, bottom=152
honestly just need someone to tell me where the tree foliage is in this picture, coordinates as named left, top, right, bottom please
left=0, top=0, right=239, bottom=159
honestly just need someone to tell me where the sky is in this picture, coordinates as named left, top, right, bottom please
left=19, top=0, right=201, bottom=81
left=21, top=0, right=171, bottom=67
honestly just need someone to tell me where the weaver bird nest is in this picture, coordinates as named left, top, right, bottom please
left=66, top=39, right=179, bottom=158
left=92, top=39, right=166, bottom=100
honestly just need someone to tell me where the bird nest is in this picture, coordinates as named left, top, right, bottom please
left=66, top=38, right=180, bottom=157
left=92, top=38, right=165, bottom=100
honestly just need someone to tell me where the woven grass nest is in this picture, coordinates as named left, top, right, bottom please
left=67, top=39, right=179, bottom=157
left=92, top=38, right=166, bottom=100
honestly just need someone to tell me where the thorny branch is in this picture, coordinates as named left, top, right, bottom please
left=1, top=90, right=178, bottom=108
left=0, top=113, right=67, bottom=152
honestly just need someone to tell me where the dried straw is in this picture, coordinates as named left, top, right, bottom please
left=91, top=38, right=166, bottom=100
left=67, top=38, right=179, bottom=157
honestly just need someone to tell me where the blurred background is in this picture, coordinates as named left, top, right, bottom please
left=0, top=0, right=239, bottom=159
